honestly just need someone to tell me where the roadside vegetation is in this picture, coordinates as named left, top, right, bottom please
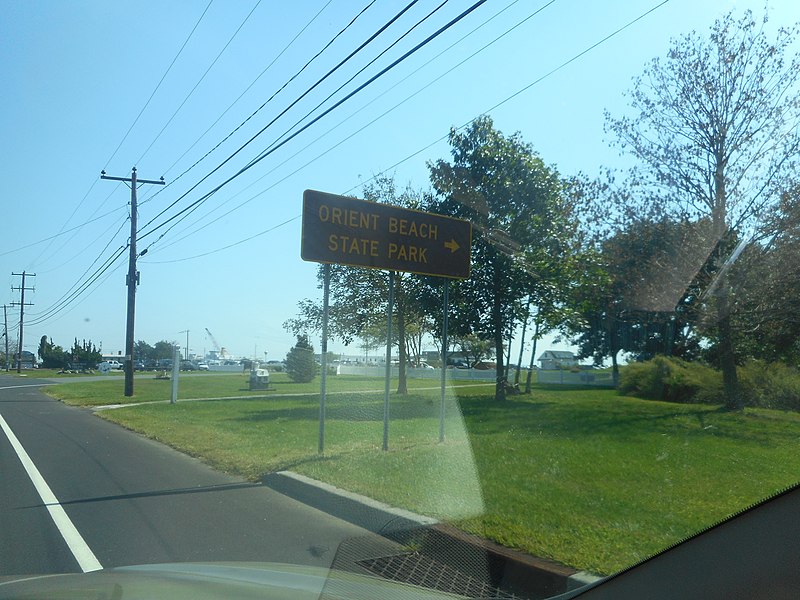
left=46, top=374, right=800, bottom=576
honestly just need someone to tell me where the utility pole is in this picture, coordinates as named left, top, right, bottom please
left=102, top=167, right=164, bottom=396
left=2, top=304, right=9, bottom=372
left=11, top=272, right=35, bottom=373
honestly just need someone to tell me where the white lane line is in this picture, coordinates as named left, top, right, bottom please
left=0, top=413, right=103, bottom=573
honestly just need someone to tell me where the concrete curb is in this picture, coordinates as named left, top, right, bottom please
left=265, top=470, right=602, bottom=598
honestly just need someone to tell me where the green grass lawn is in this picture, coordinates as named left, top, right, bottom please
left=45, top=376, right=800, bottom=575
left=45, top=372, right=491, bottom=406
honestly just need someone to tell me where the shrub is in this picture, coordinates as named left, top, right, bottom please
left=621, top=357, right=800, bottom=411
left=284, top=335, right=318, bottom=383
left=739, top=360, right=800, bottom=411
left=619, top=356, right=723, bottom=404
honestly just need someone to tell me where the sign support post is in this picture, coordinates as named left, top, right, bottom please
left=319, top=264, right=330, bottom=454
left=440, top=279, right=449, bottom=443
left=383, top=271, right=395, bottom=451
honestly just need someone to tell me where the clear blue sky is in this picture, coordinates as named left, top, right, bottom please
left=1, top=0, right=796, bottom=362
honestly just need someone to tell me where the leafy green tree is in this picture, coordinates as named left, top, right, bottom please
left=567, top=216, right=714, bottom=382
left=134, top=340, right=155, bottom=361
left=605, top=8, right=800, bottom=409
left=428, top=116, right=573, bottom=400
left=69, top=339, right=102, bottom=368
left=285, top=335, right=318, bottom=383
left=153, top=340, right=176, bottom=360
left=731, top=187, right=800, bottom=364
left=37, top=335, right=67, bottom=369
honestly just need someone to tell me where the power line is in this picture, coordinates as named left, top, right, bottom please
left=350, top=0, right=673, bottom=193
left=0, top=205, right=127, bottom=258
left=28, top=217, right=129, bottom=318
left=135, top=0, right=263, bottom=165
left=141, top=215, right=300, bottom=264
left=139, top=0, right=370, bottom=208
left=136, top=0, right=410, bottom=242
left=104, top=0, right=214, bottom=171
left=146, top=0, right=549, bottom=251
left=244, top=0, right=451, bottom=170
left=35, top=214, right=130, bottom=275
left=159, top=0, right=335, bottom=181
left=26, top=246, right=129, bottom=327
left=138, top=0, right=489, bottom=248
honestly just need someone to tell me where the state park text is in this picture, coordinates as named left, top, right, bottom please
left=301, top=190, right=471, bottom=279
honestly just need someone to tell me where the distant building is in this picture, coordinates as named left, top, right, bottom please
left=15, top=350, right=38, bottom=369
left=537, top=350, right=578, bottom=370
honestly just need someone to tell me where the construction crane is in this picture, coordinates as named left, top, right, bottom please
left=204, top=328, right=228, bottom=360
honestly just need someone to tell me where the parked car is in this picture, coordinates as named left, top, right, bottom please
left=196, top=362, right=210, bottom=371
left=97, top=360, right=123, bottom=371
left=180, top=360, right=198, bottom=371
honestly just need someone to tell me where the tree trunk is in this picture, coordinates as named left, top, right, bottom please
left=515, top=298, right=531, bottom=385
left=396, top=283, right=408, bottom=395
left=717, top=291, right=742, bottom=410
left=525, top=317, right=540, bottom=394
left=492, top=264, right=506, bottom=401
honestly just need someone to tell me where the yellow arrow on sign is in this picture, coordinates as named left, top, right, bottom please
left=444, top=239, right=460, bottom=253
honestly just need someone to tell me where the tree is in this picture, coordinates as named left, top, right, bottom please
left=69, top=338, right=102, bottom=368
left=153, top=340, right=176, bottom=360
left=452, top=333, right=494, bottom=367
left=567, top=215, right=714, bottom=382
left=134, top=340, right=155, bottom=361
left=428, top=116, right=573, bottom=401
left=606, top=9, right=800, bottom=409
left=285, top=335, right=318, bottom=383
left=731, top=187, right=800, bottom=364
left=37, top=335, right=67, bottom=369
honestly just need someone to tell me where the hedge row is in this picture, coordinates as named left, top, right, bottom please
left=619, top=356, right=800, bottom=411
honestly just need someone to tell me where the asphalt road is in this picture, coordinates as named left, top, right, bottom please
left=0, top=374, right=398, bottom=577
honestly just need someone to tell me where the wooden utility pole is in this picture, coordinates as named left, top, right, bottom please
left=101, top=168, right=164, bottom=396
left=3, top=304, right=9, bottom=372
left=11, top=272, right=35, bottom=372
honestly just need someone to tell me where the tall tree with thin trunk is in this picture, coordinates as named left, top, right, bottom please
left=606, top=8, right=800, bottom=410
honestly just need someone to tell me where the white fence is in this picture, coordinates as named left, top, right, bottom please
left=336, top=364, right=502, bottom=381
left=537, top=369, right=615, bottom=387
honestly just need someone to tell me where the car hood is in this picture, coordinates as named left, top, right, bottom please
left=0, top=562, right=465, bottom=600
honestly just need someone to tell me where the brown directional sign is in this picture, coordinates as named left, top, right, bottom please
left=301, top=189, right=471, bottom=279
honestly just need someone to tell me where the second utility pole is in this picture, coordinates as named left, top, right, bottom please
left=101, top=167, right=164, bottom=396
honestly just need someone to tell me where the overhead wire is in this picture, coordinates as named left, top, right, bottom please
left=348, top=0, right=673, bottom=193
left=135, top=0, right=264, bottom=165
left=137, top=0, right=375, bottom=209
left=26, top=244, right=129, bottom=327
left=103, top=0, right=214, bottom=171
left=148, top=0, right=458, bottom=251
left=28, top=216, right=130, bottom=321
left=243, top=0, right=450, bottom=170
left=136, top=0, right=414, bottom=242
left=146, top=0, right=670, bottom=264
left=0, top=205, right=128, bottom=258
left=137, top=0, right=489, bottom=251
left=148, top=0, right=539, bottom=252
left=20, top=2, right=213, bottom=273
left=159, top=0, right=335, bottom=180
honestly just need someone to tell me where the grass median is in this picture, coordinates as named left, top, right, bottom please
left=46, top=375, right=800, bottom=575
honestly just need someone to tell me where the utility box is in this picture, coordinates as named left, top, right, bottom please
left=249, top=367, right=270, bottom=390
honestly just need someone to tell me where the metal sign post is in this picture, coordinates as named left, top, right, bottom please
left=300, top=189, right=472, bottom=450
left=383, top=271, right=395, bottom=452
left=170, top=346, right=180, bottom=404
left=440, top=279, right=449, bottom=443
left=319, top=264, right=330, bottom=454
